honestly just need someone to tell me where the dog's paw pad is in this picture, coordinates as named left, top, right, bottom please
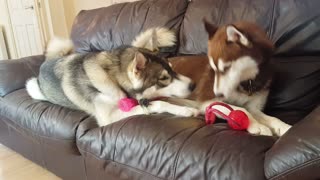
left=248, top=123, right=273, bottom=136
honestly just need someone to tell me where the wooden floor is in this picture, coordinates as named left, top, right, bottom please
left=0, top=144, right=61, bottom=180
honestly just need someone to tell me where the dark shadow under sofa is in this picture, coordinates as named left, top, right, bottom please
left=0, top=0, right=320, bottom=179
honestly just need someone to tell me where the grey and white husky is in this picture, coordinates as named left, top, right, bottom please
left=26, top=28, right=199, bottom=127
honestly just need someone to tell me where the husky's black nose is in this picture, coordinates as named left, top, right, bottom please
left=188, top=83, right=196, bottom=91
left=215, top=93, right=224, bottom=98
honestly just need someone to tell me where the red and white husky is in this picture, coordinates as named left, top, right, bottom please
left=172, top=20, right=292, bottom=136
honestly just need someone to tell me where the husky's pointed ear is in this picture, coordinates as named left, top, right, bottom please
left=226, top=25, right=251, bottom=47
left=133, top=52, right=148, bottom=74
left=203, top=18, right=217, bottom=39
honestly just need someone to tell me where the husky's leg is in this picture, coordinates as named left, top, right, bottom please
left=246, top=93, right=292, bottom=136
left=146, top=101, right=200, bottom=117
left=94, top=102, right=145, bottom=127
left=249, top=110, right=291, bottom=137
left=93, top=96, right=200, bottom=127
left=84, top=60, right=126, bottom=101
left=199, top=100, right=273, bottom=136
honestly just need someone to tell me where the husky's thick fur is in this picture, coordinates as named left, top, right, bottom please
left=171, top=21, right=291, bottom=136
left=26, top=28, right=199, bottom=126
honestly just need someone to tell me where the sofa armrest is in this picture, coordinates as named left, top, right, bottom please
left=0, top=55, right=44, bottom=97
left=265, top=105, right=320, bottom=180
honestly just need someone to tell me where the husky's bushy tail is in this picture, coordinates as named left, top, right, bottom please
left=45, top=37, right=74, bottom=60
left=26, top=37, right=72, bottom=100
left=26, top=77, right=47, bottom=101
left=132, top=27, right=176, bottom=51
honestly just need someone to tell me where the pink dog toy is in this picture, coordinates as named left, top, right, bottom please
left=118, top=97, right=166, bottom=112
left=118, top=98, right=139, bottom=112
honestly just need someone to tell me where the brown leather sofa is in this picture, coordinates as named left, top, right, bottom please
left=0, top=0, right=319, bottom=179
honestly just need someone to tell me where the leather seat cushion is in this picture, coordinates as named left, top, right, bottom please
left=77, top=114, right=276, bottom=180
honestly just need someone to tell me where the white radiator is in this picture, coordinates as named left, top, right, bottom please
left=0, top=27, right=8, bottom=60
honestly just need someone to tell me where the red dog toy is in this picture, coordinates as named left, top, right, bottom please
left=205, top=102, right=249, bottom=130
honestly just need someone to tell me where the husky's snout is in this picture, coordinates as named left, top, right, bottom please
left=188, top=82, right=196, bottom=91
left=141, top=74, right=194, bottom=99
left=169, top=74, right=194, bottom=98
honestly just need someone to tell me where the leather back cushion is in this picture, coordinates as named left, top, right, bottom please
left=70, top=0, right=188, bottom=53
left=265, top=56, right=320, bottom=124
left=179, top=0, right=320, bottom=56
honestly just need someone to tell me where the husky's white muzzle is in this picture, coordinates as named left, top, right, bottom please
left=141, top=74, right=194, bottom=99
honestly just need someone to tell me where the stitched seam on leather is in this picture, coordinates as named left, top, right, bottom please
left=5, top=122, right=81, bottom=156
left=112, top=118, right=132, bottom=161
left=74, top=116, right=91, bottom=154
left=217, top=0, right=226, bottom=26
left=23, top=60, right=38, bottom=76
left=74, top=115, right=91, bottom=139
left=14, top=97, right=31, bottom=117
left=268, top=0, right=276, bottom=38
left=176, top=0, right=190, bottom=55
left=138, top=1, right=150, bottom=33
left=5, top=120, right=76, bottom=142
left=269, top=157, right=320, bottom=180
left=109, top=3, right=127, bottom=49
left=172, top=125, right=206, bottom=179
left=80, top=149, right=165, bottom=180
left=36, top=105, right=51, bottom=139
left=1, top=89, right=24, bottom=98
left=82, top=152, right=89, bottom=180
left=38, top=133, right=49, bottom=169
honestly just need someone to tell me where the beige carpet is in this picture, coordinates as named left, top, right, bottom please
left=0, top=144, right=60, bottom=180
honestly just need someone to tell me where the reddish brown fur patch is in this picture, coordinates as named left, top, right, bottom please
left=170, top=56, right=214, bottom=101
left=207, top=21, right=274, bottom=67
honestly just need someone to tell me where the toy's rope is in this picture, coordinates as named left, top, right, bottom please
left=205, top=102, right=241, bottom=127
left=206, top=102, right=234, bottom=111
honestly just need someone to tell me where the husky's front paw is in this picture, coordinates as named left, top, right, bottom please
left=247, top=122, right=273, bottom=136
left=178, top=107, right=200, bottom=117
left=149, top=101, right=200, bottom=117
left=273, top=123, right=292, bottom=137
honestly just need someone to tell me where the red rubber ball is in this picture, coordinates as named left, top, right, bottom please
left=228, top=110, right=250, bottom=130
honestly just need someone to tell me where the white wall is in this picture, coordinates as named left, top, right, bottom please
left=0, top=0, right=18, bottom=59
left=63, top=0, right=76, bottom=34
left=41, top=0, right=69, bottom=39
left=72, top=0, right=137, bottom=13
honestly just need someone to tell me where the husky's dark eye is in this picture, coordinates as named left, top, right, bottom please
left=224, top=65, right=231, bottom=72
left=220, top=65, right=231, bottom=74
left=159, top=76, right=169, bottom=81
left=226, top=40, right=233, bottom=45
